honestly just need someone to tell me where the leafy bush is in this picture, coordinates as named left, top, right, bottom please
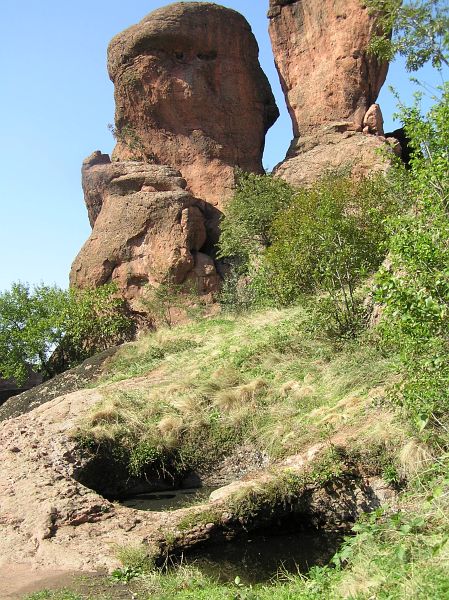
left=264, top=173, right=400, bottom=309
left=218, top=170, right=295, bottom=270
left=139, top=281, right=205, bottom=328
left=218, top=165, right=402, bottom=334
left=0, top=282, right=134, bottom=384
left=374, top=84, right=449, bottom=434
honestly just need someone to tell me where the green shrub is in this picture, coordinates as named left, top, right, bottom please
left=218, top=167, right=402, bottom=333
left=218, top=170, right=295, bottom=270
left=374, top=84, right=449, bottom=436
left=138, top=281, right=206, bottom=328
left=0, top=282, right=134, bottom=384
left=258, top=173, right=402, bottom=335
left=112, top=544, right=154, bottom=582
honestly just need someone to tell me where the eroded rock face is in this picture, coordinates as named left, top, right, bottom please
left=268, top=1, right=396, bottom=187
left=0, top=377, right=394, bottom=573
left=268, top=0, right=388, bottom=137
left=275, top=125, right=398, bottom=188
left=70, top=156, right=220, bottom=308
left=108, top=2, right=279, bottom=208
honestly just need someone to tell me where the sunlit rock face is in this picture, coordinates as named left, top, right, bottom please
left=268, top=0, right=388, bottom=138
left=267, top=0, right=396, bottom=186
left=108, top=2, right=279, bottom=209
left=70, top=155, right=220, bottom=309
left=71, top=3, right=280, bottom=307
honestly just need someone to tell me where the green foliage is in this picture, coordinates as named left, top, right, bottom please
left=218, top=170, right=295, bottom=270
left=0, top=282, right=133, bottom=384
left=0, top=282, right=66, bottom=384
left=60, top=285, right=135, bottom=367
left=139, top=281, right=203, bottom=328
left=128, top=441, right=166, bottom=478
left=218, top=170, right=401, bottom=335
left=263, top=173, right=402, bottom=335
left=25, top=592, right=83, bottom=600
left=367, top=0, right=449, bottom=71
left=374, top=84, right=449, bottom=434
left=108, top=122, right=149, bottom=160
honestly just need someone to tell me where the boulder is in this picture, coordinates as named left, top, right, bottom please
left=363, top=103, right=384, bottom=136
left=108, top=2, right=279, bottom=208
left=268, top=0, right=388, bottom=137
left=70, top=158, right=219, bottom=309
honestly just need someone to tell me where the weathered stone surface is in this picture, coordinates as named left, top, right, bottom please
left=81, top=151, right=113, bottom=227
left=0, top=370, right=42, bottom=407
left=274, top=126, right=397, bottom=188
left=363, top=103, right=384, bottom=135
left=70, top=159, right=219, bottom=308
left=0, top=348, right=117, bottom=423
left=268, top=0, right=388, bottom=138
left=0, top=377, right=394, bottom=573
left=108, top=2, right=279, bottom=208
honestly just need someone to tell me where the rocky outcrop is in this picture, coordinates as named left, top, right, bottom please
left=108, top=2, right=279, bottom=208
left=275, top=124, right=398, bottom=188
left=268, top=1, right=398, bottom=186
left=363, top=103, right=384, bottom=135
left=0, top=377, right=394, bottom=573
left=268, top=0, right=388, bottom=137
left=71, top=3, right=279, bottom=307
left=0, top=348, right=117, bottom=423
left=70, top=157, right=220, bottom=308
left=0, top=370, right=42, bottom=407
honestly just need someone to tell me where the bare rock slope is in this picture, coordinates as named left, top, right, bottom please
left=0, top=379, right=392, bottom=574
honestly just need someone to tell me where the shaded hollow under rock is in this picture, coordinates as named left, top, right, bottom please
left=167, top=521, right=345, bottom=585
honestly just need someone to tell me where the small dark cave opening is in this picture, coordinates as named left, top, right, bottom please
left=72, top=442, right=204, bottom=502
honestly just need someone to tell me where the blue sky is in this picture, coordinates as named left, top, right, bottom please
left=0, top=1, right=445, bottom=292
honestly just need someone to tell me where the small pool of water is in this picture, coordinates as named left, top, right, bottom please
left=176, top=530, right=343, bottom=585
left=120, top=487, right=216, bottom=511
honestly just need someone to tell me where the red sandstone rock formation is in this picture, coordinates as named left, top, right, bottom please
left=72, top=3, right=280, bottom=306
left=108, top=2, right=279, bottom=208
left=274, top=125, right=397, bottom=188
left=268, top=0, right=395, bottom=186
left=363, top=103, right=384, bottom=136
left=70, top=156, right=220, bottom=309
left=268, top=0, right=388, bottom=137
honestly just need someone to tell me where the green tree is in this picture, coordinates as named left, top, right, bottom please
left=374, top=84, right=449, bottom=432
left=367, top=0, right=449, bottom=71
left=0, top=282, right=134, bottom=385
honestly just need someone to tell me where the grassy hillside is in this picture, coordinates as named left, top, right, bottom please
left=25, top=304, right=449, bottom=600
left=24, top=78, right=449, bottom=600
left=75, top=306, right=401, bottom=486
